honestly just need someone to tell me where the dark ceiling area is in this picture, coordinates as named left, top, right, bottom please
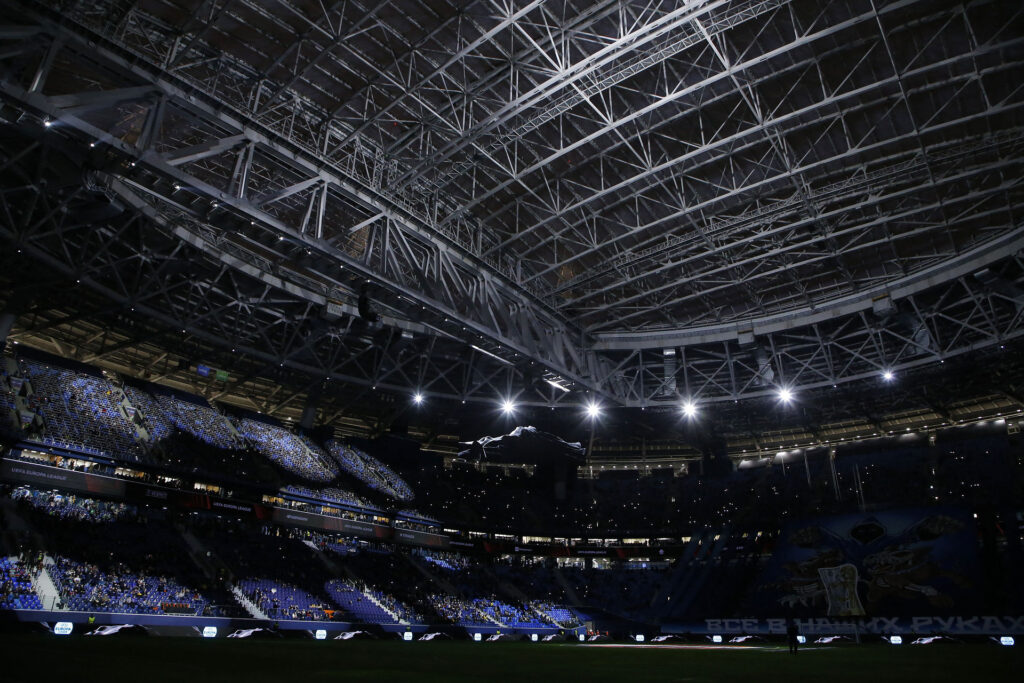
left=0, top=0, right=1022, bottom=451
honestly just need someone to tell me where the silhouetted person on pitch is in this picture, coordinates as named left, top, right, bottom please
left=787, top=621, right=799, bottom=654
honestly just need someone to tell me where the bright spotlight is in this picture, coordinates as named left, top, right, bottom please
left=502, top=399, right=516, bottom=414
left=42, top=119, right=52, bottom=128
left=882, top=370, right=894, bottom=382
left=682, top=401, right=697, bottom=418
left=778, top=387, right=793, bottom=403
left=586, top=402, right=601, bottom=419
left=413, top=393, right=424, bottom=405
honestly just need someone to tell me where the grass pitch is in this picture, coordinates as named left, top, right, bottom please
left=7, top=635, right=1022, bottom=682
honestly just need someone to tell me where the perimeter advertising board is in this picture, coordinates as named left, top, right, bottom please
left=271, top=508, right=392, bottom=539
left=1, top=459, right=126, bottom=497
left=394, top=528, right=450, bottom=549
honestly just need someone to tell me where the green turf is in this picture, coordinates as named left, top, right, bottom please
left=5, top=636, right=1022, bottom=682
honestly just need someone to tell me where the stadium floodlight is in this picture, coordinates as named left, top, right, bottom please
left=42, top=118, right=52, bottom=128
left=682, top=401, right=697, bottom=418
left=586, top=402, right=601, bottom=419
left=413, top=393, right=424, bottom=405
left=777, top=387, right=793, bottom=403
left=883, top=370, right=895, bottom=382
left=502, top=399, right=516, bottom=414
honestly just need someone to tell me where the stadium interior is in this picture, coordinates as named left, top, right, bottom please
left=0, top=0, right=1022, bottom=679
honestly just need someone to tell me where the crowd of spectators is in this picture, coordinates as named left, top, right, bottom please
left=4, top=348, right=1021, bottom=550
left=238, top=577, right=332, bottom=621
left=529, top=600, right=580, bottom=627
left=121, top=386, right=174, bottom=442
left=306, top=531, right=361, bottom=556
left=365, top=585, right=422, bottom=623
left=386, top=431, right=1020, bottom=538
left=472, top=597, right=547, bottom=627
left=419, top=550, right=470, bottom=572
left=277, top=497, right=377, bottom=525
left=0, top=556, right=41, bottom=610
left=8, top=485, right=241, bottom=617
left=398, top=509, right=440, bottom=524
left=408, top=549, right=570, bottom=628
left=18, top=360, right=145, bottom=462
left=560, top=563, right=666, bottom=619
left=427, top=593, right=492, bottom=625
left=236, top=418, right=338, bottom=483
left=325, top=578, right=422, bottom=624
left=0, top=484, right=733, bottom=627
left=326, top=440, right=413, bottom=501
left=341, top=546, right=453, bottom=624
left=207, top=527, right=431, bottom=624
left=5, top=353, right=338, bottom=492
left=280, top=484, right=368, bottom=509
left=159, top=395, right=239, bottom=450
left=120, top=388, right=271, bottom=487
left=491, top=557, right=565, bottom=603
left=48, top=556, right=208, bottom=614
left=205, top=527, right=339, bottom=621
left=0, top=362, right=24, bottom=421
left=1, top=349, right=1018, bottom=627
left=10, top=486, right=134, bottom=523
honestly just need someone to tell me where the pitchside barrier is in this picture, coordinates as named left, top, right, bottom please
left=663, top=616, right=1024, bottom=636
left=4, top=609, right=583, bottom=639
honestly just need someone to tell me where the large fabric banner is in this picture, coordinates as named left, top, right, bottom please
left=753, top=508, right=980, bottom=617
